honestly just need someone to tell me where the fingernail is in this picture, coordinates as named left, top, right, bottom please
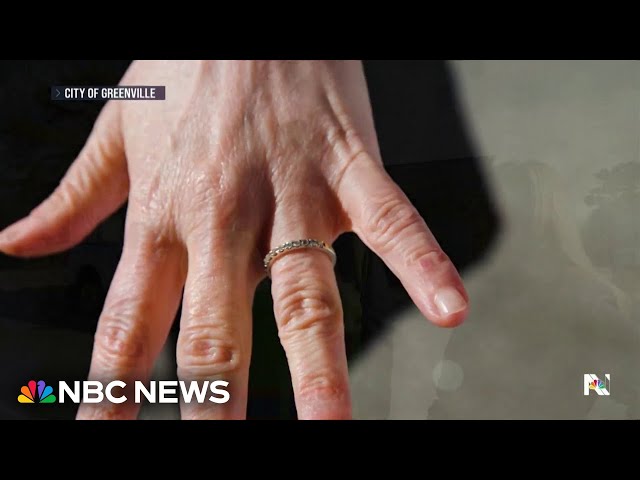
left=434, top=287, right=467, bottom=316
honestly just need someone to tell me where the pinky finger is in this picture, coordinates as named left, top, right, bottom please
left=338, top=155, right=469, bottom=327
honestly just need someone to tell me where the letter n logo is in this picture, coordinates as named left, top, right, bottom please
left=584, top=374, right=610, bottom=396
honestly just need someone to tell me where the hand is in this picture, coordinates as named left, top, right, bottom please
left=0, top=60, right=469, bottom=419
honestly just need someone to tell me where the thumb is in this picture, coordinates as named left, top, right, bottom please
left=0, top=102, right=129, bottom=257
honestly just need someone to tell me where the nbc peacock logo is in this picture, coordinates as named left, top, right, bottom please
left=18, top=380, right=57, bottom=404
left=583, top=373, right=610, bottom=396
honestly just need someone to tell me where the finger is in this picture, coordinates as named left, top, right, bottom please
left=0, top=102, right=129, bottom=257
left=338, top=154, right=469, bottom=327
left=177, top=230, right=256, bottom=420
left=77, top=220, right=186, bottom=420
left=269, top=200, right=351, bottom=420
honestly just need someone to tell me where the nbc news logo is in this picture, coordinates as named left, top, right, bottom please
left=17, top=378, right=230, bottom=404
left=584, top=374, right=610, bottom=396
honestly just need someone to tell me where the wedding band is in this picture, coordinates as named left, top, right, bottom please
left=264, top=239, right=336, bottom=278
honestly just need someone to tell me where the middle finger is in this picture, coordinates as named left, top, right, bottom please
left=177, top=227, right=256, bottom=420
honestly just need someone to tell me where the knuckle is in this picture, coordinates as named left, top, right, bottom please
left=189, top=156, right=239, bottom=210
left=94, top=311, right=147, bottom=369
left=191, top=167, right=226, bottom=205
left=275, top=278, right=342, bottom=340
left=136, top=226, right=180, bottom=263
left=363, top=192, right=423, bottom=252
left=297, top=370, right=350, bottom=404
left=128, top=196, right=181, bottom=253
left=184, top=169, right=240, bottom=233
left=177, top=324, right=242, bottom=378
left=48, top=177, right=84, bottom=214
left=52, top=148, right=110, bottom=213
left=405, top=247, right=450, bottom=272
left=89, top=136, right=125, bottom=185
left=130, top=173, right=175, bottom=233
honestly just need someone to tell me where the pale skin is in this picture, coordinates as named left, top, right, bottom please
left=0, top=60, right=469, bottom=419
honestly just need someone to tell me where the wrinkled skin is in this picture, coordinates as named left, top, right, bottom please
left=0, top=61, right=468, bottom=419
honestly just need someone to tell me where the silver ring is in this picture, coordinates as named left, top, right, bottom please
left=264, top=239, right=336, bottom=278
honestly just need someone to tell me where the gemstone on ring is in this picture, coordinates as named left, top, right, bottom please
left=263, top=239, right=337, bottom=278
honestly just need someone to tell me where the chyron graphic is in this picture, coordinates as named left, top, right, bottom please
left=18, top=380, right=56, bottom=403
